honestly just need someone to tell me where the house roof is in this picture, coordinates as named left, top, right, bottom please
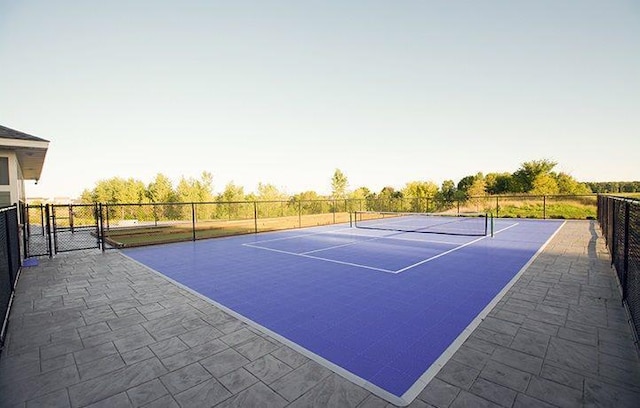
left=0, top=125, right=50, bottom=180
left=0, top=125, right=50, bottom=142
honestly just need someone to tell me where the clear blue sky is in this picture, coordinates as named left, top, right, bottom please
left=1, top=1, right=638, bottom=199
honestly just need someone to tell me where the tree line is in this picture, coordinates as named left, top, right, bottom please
left=78, top=160, right=636, bottom=206
left=584, top=181, right=640, bottom=193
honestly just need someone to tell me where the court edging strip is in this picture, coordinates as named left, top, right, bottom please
left=398, top=219, right=568, bottom=404
left=120, top=219, right=566, bottom=407
left=119, top=251, right=410, bottom=406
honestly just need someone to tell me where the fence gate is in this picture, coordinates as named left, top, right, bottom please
left=50, top=204, right=100, bottom=253
left=23, top=204, right=51, bottom=258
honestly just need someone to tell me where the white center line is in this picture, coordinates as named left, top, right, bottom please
left=393, top=223, right=520, bottom=273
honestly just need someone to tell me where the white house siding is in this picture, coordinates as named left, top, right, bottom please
left=0, top=150, right=21, bottom=206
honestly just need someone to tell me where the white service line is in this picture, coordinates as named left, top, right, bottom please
left=247, top=227, right=355, bottom=244
left=242, top=243, right=395, bottom=273
left=301, top=236, right=382, bottom=254
left=247, top=226, right=462, bottom=246
left=393, top=222, right=520, bottom=274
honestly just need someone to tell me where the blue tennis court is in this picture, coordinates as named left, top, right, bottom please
left=123, top=217, right=564, bottom=406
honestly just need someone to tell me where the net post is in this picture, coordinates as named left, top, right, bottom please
left=490, top=213, right=494, bottom=237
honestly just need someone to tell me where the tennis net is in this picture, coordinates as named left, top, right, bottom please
left=352, top=211, right=491, bottom=236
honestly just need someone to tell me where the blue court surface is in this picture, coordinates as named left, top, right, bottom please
left=123, top=218, right=564, bottom=406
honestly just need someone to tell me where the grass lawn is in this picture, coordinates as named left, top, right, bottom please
left=105, top=213, right=352, bottom=247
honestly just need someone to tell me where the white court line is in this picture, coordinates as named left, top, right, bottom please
left=300, top=234, right=460, bottom=255
left=393, top=222, right=520, bottom=274
left=245, top=229, right=461, bottom=251
left=397, top=220, right=565, bottom=404
left=244, top=222, right=519, bottom=275
left=242, top=243, right=395, bottom=273
left=332, top=232, right=462, bottom=246
left=248, top=226, right=461, bottom=246
left=120, top=252, right=411, bottom=406
left=301, top=236, right=384, bottom=255
left=247, top=226, right=354, bottom=244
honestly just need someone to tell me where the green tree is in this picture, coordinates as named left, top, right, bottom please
left=219, top=182, right=245, bottom=202
left=146, top=173, right=178, bottom=220
left=79, top=188, right=94, bottom=203
left=465, top=175, right=490, bottom=213
left=331, top=169, right=348, bottom=199
left=176, top=172, right=214, bottom=203
left=457, top=172, right=484, bottom=199
left=256, top=182, right=286, bottom=201
left=512, top=159, right=557, bottom=193
left=555, top=173, right=590, bottom=194
left=256, top=182, right=287, bottom=217
left=435, top=180, right=457, bottom=210
left=290, top=190, right=326, bottom=214
left=484, top=172, right=515, bottom=194
left=402, top=181, right=438, bottom=198
left=467, top=175, right=487, bottom=198
left=82, top=177, right=147, bottom=204
left=531, top=174, right=560, bottom=195
left=348, top=187, right=371, bottom=211
left=175, top=172, right=214, bottom=219
left=349, top=187, right=371, bottom=200
left=457, top=175, right=477, bottom=195
left=217, top=182, right=247, bottom=219
left=147, top=173, right=176, bottom=203
left=402, top=181, right=438, bottom=212
left=376, top=186, right=402, bottom=211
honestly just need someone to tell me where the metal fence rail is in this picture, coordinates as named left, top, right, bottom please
left=598, top=195, right=640, bottom=347
left=1, top=205, right=21, bottom=347
left=22, top=194, right=600, bottom=255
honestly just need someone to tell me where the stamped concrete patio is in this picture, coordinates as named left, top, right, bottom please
left=0, top=220, right=639, bottom=407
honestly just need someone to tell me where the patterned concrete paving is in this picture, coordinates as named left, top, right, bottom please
left=0, top=220, right=639, bottom=407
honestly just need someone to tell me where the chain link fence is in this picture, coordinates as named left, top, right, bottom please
left=20, top=194, right=598, bottom=253
left=598, top=195, right=640, bottom=348
left=1, top=205, right=20, bottom=347
left=98, top=195, right=597, bottom=248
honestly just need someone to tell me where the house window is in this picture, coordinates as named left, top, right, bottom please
left=0, top=192, right=10, bottom=207
left=0, top=157, right=9, bottom=185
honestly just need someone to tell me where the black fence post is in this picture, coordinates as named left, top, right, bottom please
left=253, top=201, right=258, bottom=233
left=69, top=205, right=75, bottom=233
left=191, top=203, right=196, bottom=242
left=153, top=204, right=158, bottom=227
left=3, top=210, right=13, bottom=284
left=22, top=204, right=28, bottom=259
left=333, top=200, right=336, bottom=224
left=99, top=203, right=105, bottom=252
left=40, top=205, right=44, bottom=236
left=46, top=204, right=53, bottom=258
left=611, top=201, right=617, bottom=267
left=106, top=204, right=110, bottom=231
left=622, top=201, right=630, bottom=301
